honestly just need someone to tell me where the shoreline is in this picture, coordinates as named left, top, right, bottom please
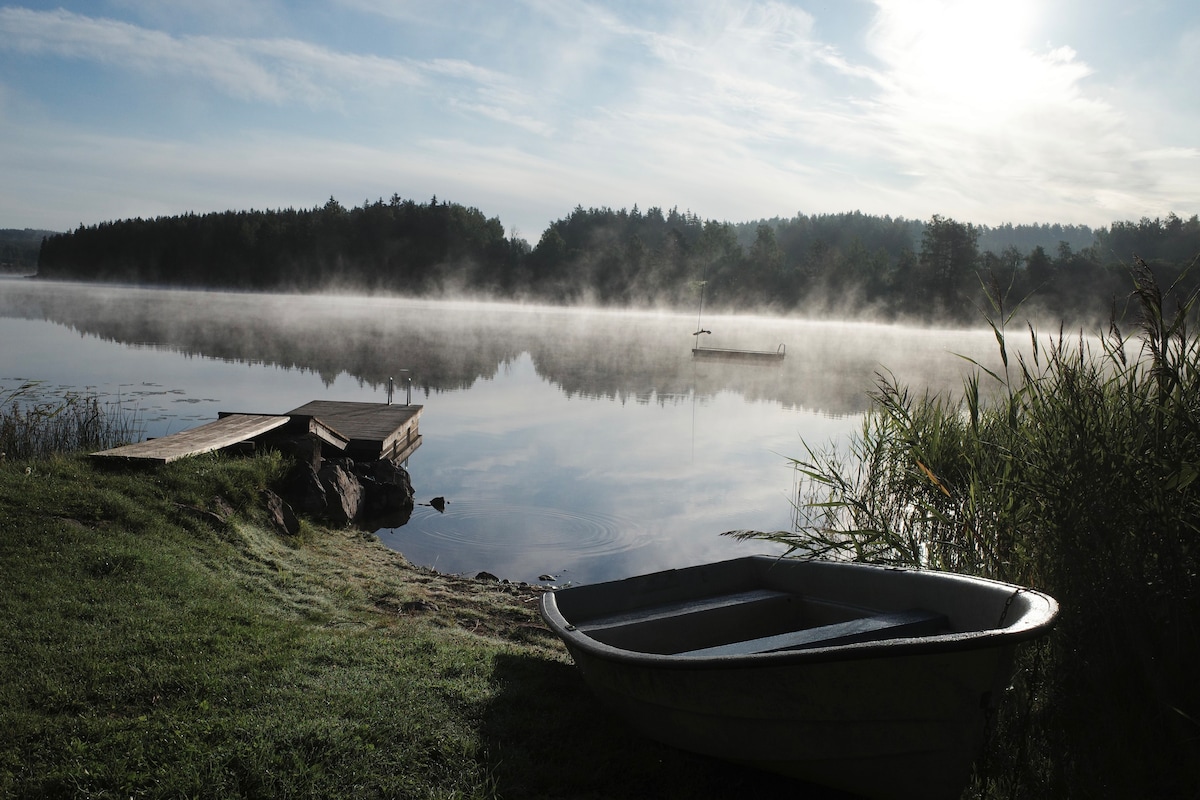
left=0, top=451, right=808, bottom=799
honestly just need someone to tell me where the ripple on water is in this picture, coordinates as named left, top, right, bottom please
left=394, top=500, right=647, bottom=560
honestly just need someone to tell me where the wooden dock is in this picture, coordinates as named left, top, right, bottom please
left=91, top=414, right=292, bottom=464
left=286, top=401, right=422, bottom=461
left=91, top=402, right=422, bottom=464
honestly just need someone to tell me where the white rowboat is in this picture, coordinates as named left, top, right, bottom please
left=539, top=555, right=1058, bottom=800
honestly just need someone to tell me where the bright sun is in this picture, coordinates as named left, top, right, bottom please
left=876, top=0, right=1042, bottom=102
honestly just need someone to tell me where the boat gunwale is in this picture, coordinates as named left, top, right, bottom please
left=539, top=556, right=1058, bottom=671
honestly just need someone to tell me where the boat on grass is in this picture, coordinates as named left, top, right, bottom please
left=539, top=555, right=1058, bottom=800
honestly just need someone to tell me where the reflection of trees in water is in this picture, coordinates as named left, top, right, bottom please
left=3, top=283, right=999, bottom=417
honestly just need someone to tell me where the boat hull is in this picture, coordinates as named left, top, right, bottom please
left=540, top=556, right=1057, bottom=800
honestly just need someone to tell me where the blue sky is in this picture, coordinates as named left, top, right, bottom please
left=2, top=1, right=1197, bottom=240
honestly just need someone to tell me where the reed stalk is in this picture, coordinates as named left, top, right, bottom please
left=728, top=258, right=1200, bottom=796
left=0, top=382, right=144, bottom=460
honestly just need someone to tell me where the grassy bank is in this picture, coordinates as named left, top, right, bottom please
left=0, top=451, right=809, bottom=799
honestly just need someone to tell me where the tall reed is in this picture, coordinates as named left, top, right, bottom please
left=730, top=258, right=1200, bottom=797
left=0, top=382, right=144, bottom=459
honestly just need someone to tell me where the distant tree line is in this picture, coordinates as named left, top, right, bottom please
left=1, top=229, right=57, bottom=273
left=37, top=196, right=522, bottom=295
left=35, top=195, right=1200, bottom=326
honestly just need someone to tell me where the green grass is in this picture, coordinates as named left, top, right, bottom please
left=731, top=260, right=1200, bottom=797
left=0, top=451, right=814, bottom=799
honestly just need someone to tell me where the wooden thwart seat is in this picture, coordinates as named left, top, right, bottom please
left=676, top=608, right=948, bottom=657
left=576, top=589, right=792, bottom=633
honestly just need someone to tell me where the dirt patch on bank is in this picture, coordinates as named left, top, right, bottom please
left=293, top=522, right=560, bottom=652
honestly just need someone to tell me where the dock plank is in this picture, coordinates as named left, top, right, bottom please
left=92, top=414, right=291, bottom=464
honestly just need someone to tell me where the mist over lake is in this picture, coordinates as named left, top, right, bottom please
left=0, top=278, right=1005, bottom=584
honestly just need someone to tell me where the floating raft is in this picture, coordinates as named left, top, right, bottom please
left=692, top=344, right=786, bottom=363
left=91, top=401, right=422, bottom=464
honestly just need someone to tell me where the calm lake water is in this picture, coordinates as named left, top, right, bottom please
left=0, top=277, right=1004, bottom=585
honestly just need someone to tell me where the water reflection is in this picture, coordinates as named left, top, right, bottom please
left=0, top=279, right=1002, bottom=416
left=0, top=279, right=1007, bottom=584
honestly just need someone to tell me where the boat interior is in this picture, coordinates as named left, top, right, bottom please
left=547, top=556, right=1055, bottom=659
left=572, top=588, right=949, bottom=656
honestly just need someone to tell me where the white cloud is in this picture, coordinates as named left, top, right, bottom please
left=453, top=102, right=555, bottom=137
left=536, top=0, right=1197, bottom=226
left=0, top=5, right=566, bottom=136
left=106, top=0, right=285, bottom=32
left=423, top=57, right=551, bottom=134
left=1, top=0, right=1197, bottom=233
left=0, top=7, right=422, bottom=105
left=0, top=116, right=572, bottom=235
left=844, top=0, right=1176, bottom=223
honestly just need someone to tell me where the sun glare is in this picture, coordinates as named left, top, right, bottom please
left=878, top=0, right=1042, bottom=105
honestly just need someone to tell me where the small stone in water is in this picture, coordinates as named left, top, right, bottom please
left=538, top=574, right=557, bottom=582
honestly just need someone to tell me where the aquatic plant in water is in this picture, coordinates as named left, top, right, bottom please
left=0, top=381, right=145, bottom=459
